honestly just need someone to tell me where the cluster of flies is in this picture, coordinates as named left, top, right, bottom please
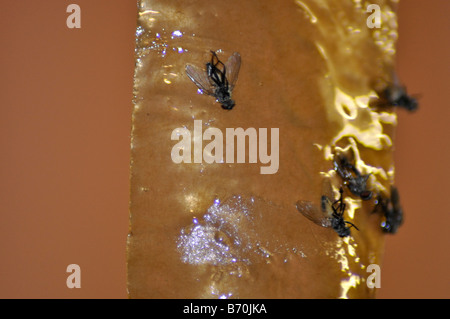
left=185, top=50, right=415, bottom=237
left=297, top=152, right=404, bottom=237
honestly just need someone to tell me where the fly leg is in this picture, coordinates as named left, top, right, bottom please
left=345, top=221, right=359, bottom=231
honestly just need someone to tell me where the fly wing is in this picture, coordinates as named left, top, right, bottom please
left=321, top=178, right=344, bottom=216
left=224, top=52, right=241, bottom=91
left=320, top=195, right=335, bottom=218
left=321, top=178, right=336, bottom=200
left=296, top=200, right=332, bottom=228
left=185, top=64, right=215, bottom=95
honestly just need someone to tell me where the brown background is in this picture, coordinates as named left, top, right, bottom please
left=0, top=0, right=448, bottom=298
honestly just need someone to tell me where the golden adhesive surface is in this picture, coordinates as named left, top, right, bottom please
left=127, top=0, right=399, bottom=298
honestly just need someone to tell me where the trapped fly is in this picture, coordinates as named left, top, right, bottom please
left=185, top=51, right=241, bottom=110
left=333, top=153, right=372, bottom=200
left=373, top=186, right=404, bottom=234
left=296, top=180, right=359, bottom=237
left=382, top=85, right=419, bottom=112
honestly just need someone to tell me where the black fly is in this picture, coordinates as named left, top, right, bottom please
left=185, top=51, right=241, bottom=110
left=333, top=153, right=372, bottom=200
left=381, top=85, right=419, bottom=112
left=296, top=180, right=359, bottom=237
left=373, top=186, right=404, bottom=234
